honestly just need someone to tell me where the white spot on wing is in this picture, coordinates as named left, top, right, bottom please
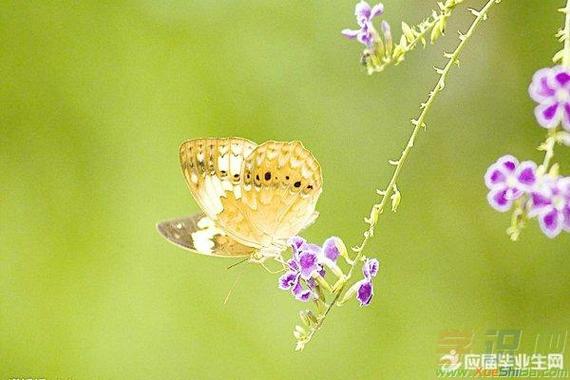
left=229, top=154, right=243, bottom=176
left=197, top=217, right=214, bottom=229
left=218, top=155, right=229, bottom=173
left=192, top=217, right=225, bottom=253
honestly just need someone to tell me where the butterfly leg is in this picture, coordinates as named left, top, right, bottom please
left=259, top=261, right=286, bottom=275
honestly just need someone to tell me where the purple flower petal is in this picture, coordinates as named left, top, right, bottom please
left=529, top=192, right=552, bottom=217
left=341, top=28, right=360, bottom=39
left=288, top=236, right=306, bottom=252
left=355, top=1, right=372, bottom=22
left=356, top=27, right=374, bottom=47
left=535, top=102, right=560, bottom=129
left=306, top=277, right=315, bottom=288
left=370, top=3, right=384, bottom=18
left=529, top=68, right=556, bottom=102
left=487, top=186, right=513, bottom=212
left=539, top=208, right=563, bottom=238
left=290, top=277, right=312, bottom=302
left=497, top=155, right=518, bottom=174
left=295, top=289, right=312, bottom=302
left=363, top=258, right=379, bottom=279
left=356, top=280, right=374, bottom=306
left=291, top=276, right=302, bottom=294
left=516, top=161, right=537, bottom=189
left=484, top=164, right=507, bottom=189
left=287, top=258, right=299, bottom=272
left=298, top=249, right=320, bottom=279
left=278, top=271, right=298, bottom=290
left=322, top=237, right=341, bottom=263
left=554, top=68, right=570, bottom=87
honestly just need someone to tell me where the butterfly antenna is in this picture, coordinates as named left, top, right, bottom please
left=223, top=269, right=244, bottom=305
left=226, top=257, right=248, bottom=270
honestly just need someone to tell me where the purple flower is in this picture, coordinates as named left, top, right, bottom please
left=288, top=236, right=305, bottom=251
left=321, top=237, right=342, bottom=263
left=529, top=66, right=570, bottom=131
left=296, top=243, right=322, bottom=279
left=291, top=276, right=313, bottom=302
left=278, top=237, right=324, bottom=302
left=362, top=257, right=379, bottom=278
left=279, top=268, right=314, bottom=302
left=528, top=176, right=570, bottom=238
left=355, top=1, right=383, bottom=26
left=484, top=155, right=537, bottom=212
left=356, top=281, right=374, bottom=306
left=355, top=258, right=380, bottom=306
left=279, top=271, right=298, bottom=290
left=341, top=1, right=383, bottom=47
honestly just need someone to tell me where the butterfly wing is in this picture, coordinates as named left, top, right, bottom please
left=156, top=213, right=256, bottom=257
left=240, top=140, right=322, bottom=246
left=178, top=138, right=322, bottom=252
left=179, top=137, right=266, bottom=248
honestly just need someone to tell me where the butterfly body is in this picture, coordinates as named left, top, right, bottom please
left=157, top=138, right=322, bottom=260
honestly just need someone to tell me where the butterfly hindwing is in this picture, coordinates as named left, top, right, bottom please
left=156, top=213, right=256, bottom=257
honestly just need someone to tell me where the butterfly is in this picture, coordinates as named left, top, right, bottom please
left=157, top=137, right=322, bottom=261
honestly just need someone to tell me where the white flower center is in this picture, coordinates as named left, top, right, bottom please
left=556, top=88, right=570, bottom=102
left=506, top=175, right=517, bottom=188
left=553, top=195, right=566, bottom=211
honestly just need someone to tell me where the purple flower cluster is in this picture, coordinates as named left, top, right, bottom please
left=341, top=1, right=384, bottom=47
left=278, top=236, right=342, bottom=302
left=529, top=66, right=570, bottom=130
left=485, top=66, right=570, bottom=239
left=485, top=155, right=570, bottom=238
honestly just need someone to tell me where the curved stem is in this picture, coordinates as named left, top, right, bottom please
left=540, top=130, right=557, bottom=172
left=299, top=0, right=500, bottom=350
left=352, top=0, right=500, bottom=268
left=563, top=0, right=570, bottom=67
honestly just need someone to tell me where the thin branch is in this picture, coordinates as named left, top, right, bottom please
left=563, top=0, right=570, bottom=67
left=299, top=0, right=501, bottom=349
left=539, top=0, right=570, bottom=173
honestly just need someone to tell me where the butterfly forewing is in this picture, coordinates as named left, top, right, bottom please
left=156, top=213, right=256, bottom=257
left=240, top=140, right=322, bottom=245
left=179, top=137, right=266, bottom=248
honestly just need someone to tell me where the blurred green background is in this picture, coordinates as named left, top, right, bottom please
left=1, top=0, right=569, bottom=378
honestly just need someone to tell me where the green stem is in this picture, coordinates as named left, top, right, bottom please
left=298, top=0, right=500, bottom=350
left=351, top=0, right=500, bottom=270
left=540, top=0, right=570, bottom=173
left=563, top=0, right=570, bottom=67
left=541, top=130, right=557, bottom=171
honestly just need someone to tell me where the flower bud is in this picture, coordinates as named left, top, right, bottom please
left=381, top=21, right=393, bottom=56
left=293, top=325, right=307, bottom=340
left=557, top=131, right=570, bottom=146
